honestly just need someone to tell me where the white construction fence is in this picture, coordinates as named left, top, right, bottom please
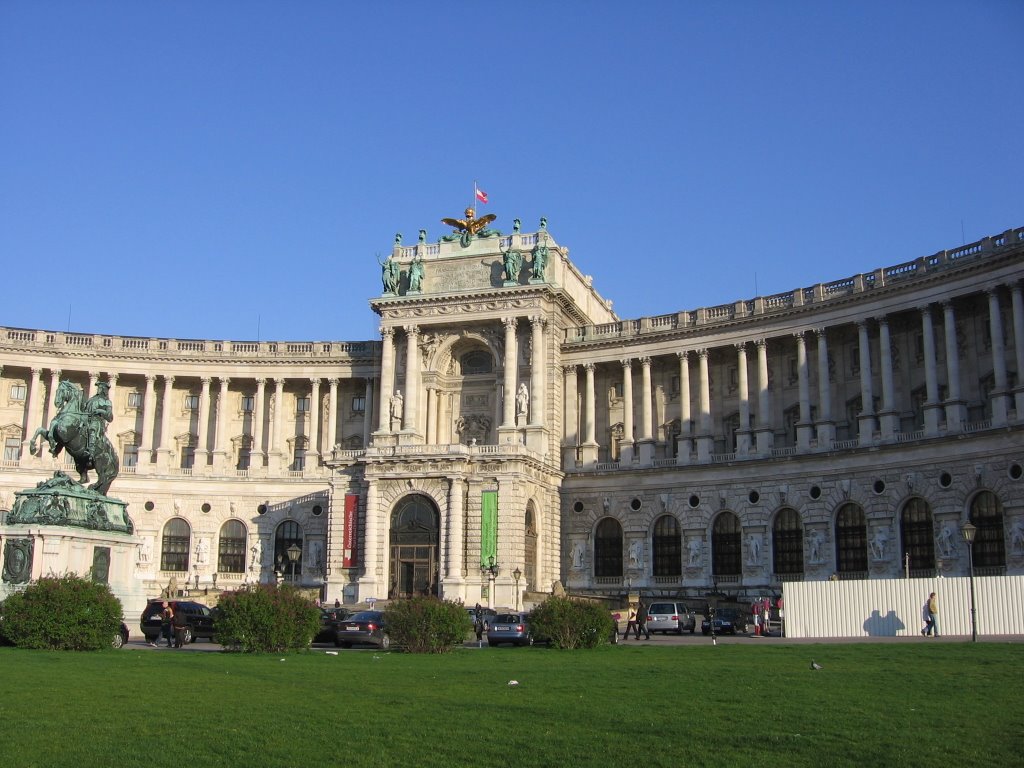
left=781, top=575, right=1024, bottom=638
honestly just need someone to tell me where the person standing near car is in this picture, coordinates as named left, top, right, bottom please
left=622, top=604, right=638, bottom=640
left=172, top=605, right=189, bottom=648
left=635, top=600, right=650, bottom=640
left=160, top=601, right=175, bottom=648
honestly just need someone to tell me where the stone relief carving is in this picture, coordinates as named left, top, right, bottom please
left=687, top=537, right=702, bottom=567
left=570, top=541, right=585, bottom=570
left=628, top=540, right=643, bottom=569
left=1009, top=518, right=1024, bottom=556
left=746, top=532, right=761, bottom=565
left=870, top=525, right=890, bottom=561
left=936, top=523, right=956, bottom=559
left=808, top=529, right=825, bottom=563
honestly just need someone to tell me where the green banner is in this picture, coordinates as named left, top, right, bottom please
left=480, top=490, right=498, bottom=568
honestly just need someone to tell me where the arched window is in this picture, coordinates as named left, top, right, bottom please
left=712, top=512, right=741, bottom=576
left=274, top=520, right=304, bottom=581
left=160, top=518, right=191, bottom=572
left=218, top=519, right=247, bottom=573
left=594, top=518, right=623, bottom=578
left=772, top=508, right=804, bottom=575
left=460, top=350, right=493, bottom=375
left=835, top=503, right=868, bottom=574
left=524, top=505, right=538, bottom=591
left=900, top=498, right=935, bottom=573
left=389, top=494, right=440, bottom=599
left=969, top=491, right=1005, bottom=569
left=652, top=515, right=681, bottom=576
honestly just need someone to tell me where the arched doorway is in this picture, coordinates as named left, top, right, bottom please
left=524, top=503, right=538, bottom=591
left=389, top=494, right=440, bottom=599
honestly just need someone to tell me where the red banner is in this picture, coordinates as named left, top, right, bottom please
left=343, top=494, right=359, bottom=567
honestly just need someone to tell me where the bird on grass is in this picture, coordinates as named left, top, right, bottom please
left=810, top=660, right=823, bottom=670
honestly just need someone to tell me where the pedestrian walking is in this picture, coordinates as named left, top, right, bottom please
left=922, top=592, right=939, bottom=637
left=622, top=605, right=638, bottom=639
left=635, top=600, right=651, bottom=640
left=160, top=601, right=175, bottom=648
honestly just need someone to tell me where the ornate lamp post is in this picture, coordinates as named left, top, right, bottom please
left=960, top=521, right=978, bottom=642
left=287, top=543, right=302, bottom=583
left=512, top=567, right=522, bottom=612
left=482, top=555, right=499, bottom=610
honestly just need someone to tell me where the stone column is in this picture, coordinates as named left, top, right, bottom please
left=327, top=378, right=339, bottom=452
left=211, top=378, right=231, bottom=473
left=920, top=305, right=942, bottom=435
left=581, top=363, right=598, bottom=464
left=377, top=327, right=395, bottom=434
left=196, top=377, right=212, bottom=469
left=106, top=373, right=119, bottom=447
left=987, top=289, right=1010, bottom=426
left=425, top=387, right=437, bottom=444
left=815, top=329, right=834, bottom=446
left=308, top=378, right=321, bottom=463
left=620, top=358, right=635, bottom=464
left=529, top=316, right=544, bottom=426
left=877, top=318, right=898, bottom=439
left=638, top=356, right=654, bottom=465
left=363, top=378, right=374, bottom=446
left=446, top=476, right=465, bottom=583
left=754, top=339, right=774, bottom=455
left=942, top=302, right=965, bottom=431
left=795, top=332, right=814, bottom=450
left=676, top=351, right=692, bottom=464
left=360, top=480, right=380, bottom=598
left=856, top=321, right=876, bottom=445
left=156, top=375, right=175, bottom=472
left=87, top=371, right=99, bottom=398
left=696, top=349, right=712, bottom=462
left=403, top=326, right=420, bottom=435
left=269, top=377, right=285, bottom=473
left=252, top=378, right=266, bottom=468
left=1011, top=283, right=1024, bottom=419
left=562, top=365, right=579, bottom=467
left=21, top=368, right=43, bottom=459
left=143, top=374, right=158, bottom=466
left=501, top=317, right=517, bottom=429
left=735, top=343, right=751, bottom=455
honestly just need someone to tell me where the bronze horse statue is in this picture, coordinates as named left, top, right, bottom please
left=29, top=379, right=119, bottom=496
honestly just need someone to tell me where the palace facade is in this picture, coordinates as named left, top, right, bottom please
left=2, top=221, right=1023, bottom=616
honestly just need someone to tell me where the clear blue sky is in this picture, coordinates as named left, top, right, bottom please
left=2, top=1, right=1021, bottom=343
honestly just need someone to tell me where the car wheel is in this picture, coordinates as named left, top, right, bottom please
left=380, top=634, right=391, bottom=650
left=526, top=635, right=535, bottom=647
left=111, top=632, right=125, bottom=649
left=182, top=627, right=194, bottom=645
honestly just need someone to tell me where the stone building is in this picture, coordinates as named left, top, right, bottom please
left=1, top=219, right=1022, bottom=617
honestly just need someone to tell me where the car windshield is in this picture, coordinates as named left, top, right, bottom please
left=493, top=614, right=522, bottom=623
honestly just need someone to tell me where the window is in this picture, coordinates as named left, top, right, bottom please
left=3, top=437, right=21, bottom=462
left=296, top=396, right=310, bottom=413
left=237, top=447, right=250, bottom=471
left=218, top=520, right=247, bottom=574
left=184, top=394, right=199, bottom=411
left=351, top=396, right=365, bottom=413
left=900, top=498, right=935, bottom=573
left=274, top=520, right=303, bottom=581
left=772, top=508, right=804, bottom=575
left=292, top=441, right=306, bottom=471
left=122, top=445, right=138, bottom=468
left=652, top=515, right=681, bottom=576
left=712, top=512, right=741, bottom=576
left=160, top=518, right=191, bottom=572
left=180, top=446, right=195, bottom=470
left=10, top=383, right=26, bottom=401
left=241, top=395, right=255, bottom=413
left=969, top=491, right=1005, bottom=569
left=127, top=391, right=143, bottom=408
left=460, top=351, right=492, bottom=375
left=594, top=518, right=623, bottom=578
left=835, top=503, right=867, bottom=574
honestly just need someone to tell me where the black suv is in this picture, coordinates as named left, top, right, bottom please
left=140, top=600, right=216, bottom=645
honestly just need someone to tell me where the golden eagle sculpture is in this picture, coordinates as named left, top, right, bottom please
left=441, top=207, right=500, bottom=247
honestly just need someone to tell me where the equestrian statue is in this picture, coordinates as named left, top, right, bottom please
left=29, top=379, right=119, bottom=496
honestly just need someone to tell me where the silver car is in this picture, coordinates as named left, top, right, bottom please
left=486, top=612, right=534, bottom=647
left=646, top=602, right=696, bottom=634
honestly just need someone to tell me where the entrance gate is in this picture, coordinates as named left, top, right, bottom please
left=388, top=494, right=440, bottom=599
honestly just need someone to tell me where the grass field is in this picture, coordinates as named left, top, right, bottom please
left=1, top=642, right=1021, bottom=768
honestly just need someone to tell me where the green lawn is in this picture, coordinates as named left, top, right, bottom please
left=0, top=643, right=1020, bottom=768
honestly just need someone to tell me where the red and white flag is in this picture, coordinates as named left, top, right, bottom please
left=474, top=185, right=489, bottom=204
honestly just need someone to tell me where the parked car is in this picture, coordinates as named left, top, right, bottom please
left=466, top=607, right=497, bottom=632
left=486, top=612, right=535, bottom=647
left=334, top=610, right=389, bottom=649
left=646, top=602, right=696, bottom=634
left=112, top=621, right=130, bottom=649
left=701, top=607, right=748, bottom=635
left=314, top=607, right=350, bottom=644
left=140, top=599, right=217, bottom=644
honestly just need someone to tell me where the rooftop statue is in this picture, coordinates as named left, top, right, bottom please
left=30, top=379, right=119, bottom=496
left=378, top=253, right=400, bottom=294
left=441, top=207, right=500, bottom=247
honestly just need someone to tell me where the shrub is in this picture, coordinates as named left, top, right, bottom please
left=528, top=596, right=615, bottom=649
left=385, top=597, right=472, bottom=653
left=215, top=583, right=320, bottom=653
left=1, top=574, right=122, bottom=651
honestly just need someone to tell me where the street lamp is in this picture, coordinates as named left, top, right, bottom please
left=287, top=543, right=302, bottom=583
left=960, top=521, right=978, bottom=642
left=482, top=555, right=499, bottom=610
left=512, top=567, right=522, bottom=611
